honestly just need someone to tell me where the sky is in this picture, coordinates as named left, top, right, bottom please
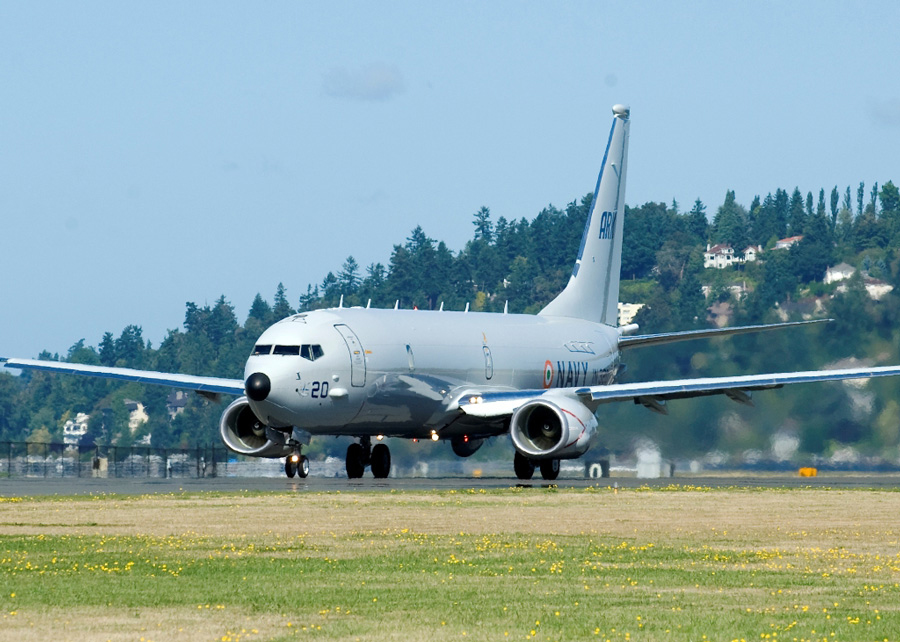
left=2, top=1, right=899, bottom=360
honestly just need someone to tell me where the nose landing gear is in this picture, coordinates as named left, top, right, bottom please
left=284, top=447, right=310, bottom=479
left=346, top=436, right=392, bottom=479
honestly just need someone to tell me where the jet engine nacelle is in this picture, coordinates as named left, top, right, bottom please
left=219, top=397, right=292, bottom=458
left=450, top=435, right=485, bottom=458
left=509, top=396, right=597, bottom=460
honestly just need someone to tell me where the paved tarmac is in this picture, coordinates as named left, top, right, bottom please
left=2, top=472, right=899, bottom=496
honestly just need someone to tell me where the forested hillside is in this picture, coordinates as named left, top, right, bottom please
left=3, top=179, right=900, bottom=466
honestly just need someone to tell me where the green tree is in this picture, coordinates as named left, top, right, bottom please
left=473, top=206, right=494, bottom=243
left=338, top=256, right=361, bottom=295
left=272, top=283, right=294, bottom=320
left=830, top=186, right=840, bottom=229
left=686, top=198, right=709, bottom=241
left=789, top=187, right=806, bottom=236
left=711, top=190, right=748, bottom=250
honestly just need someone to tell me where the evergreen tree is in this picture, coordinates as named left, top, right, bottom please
left=830, top=186, right=840, bottom=229
left=686, top=198, right=708, bottom=241
left=99, top=332, right=116, bottom=367
left=751, top=193, right=786, bottom=246
left=247, top=294, right=272, bottom=325
left=788, top=188, right=806, bottom=236
left=792, top=209, right=833, bottom=282
left=272, top=283, right=294, bottom=320
left=711, top=190, right=748, bottom=250
left=473, top=206, right=493, bottom=242
left=338, top=256, right=361, bottom=295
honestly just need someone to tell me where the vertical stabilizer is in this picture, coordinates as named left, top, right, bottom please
left=539, top=105, right=630, bottom=325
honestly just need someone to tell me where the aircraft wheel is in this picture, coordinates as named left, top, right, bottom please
left=371, top=443, right=391, bottom=479
left=284, top=457, right=297, bottom=478
left=346, top=443, right=365, bottom=479
left=298, top=455, right=310, bottom=478
left=540, top=458, right=560, bottom=481
left=513, top=452, right=535, bottom=480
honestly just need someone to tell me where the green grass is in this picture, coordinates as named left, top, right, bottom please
left=1, top=487, right=899, bottom=641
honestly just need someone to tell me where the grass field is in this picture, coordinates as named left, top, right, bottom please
left=1, top=485, right=899, bottom=642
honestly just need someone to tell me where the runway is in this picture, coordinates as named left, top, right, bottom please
left=2, top=472, right=899, bottom=496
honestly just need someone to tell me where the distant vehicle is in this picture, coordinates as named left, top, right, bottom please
left=7, top=105, right=900, bottom=480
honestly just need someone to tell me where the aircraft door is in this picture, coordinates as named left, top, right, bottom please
left=335, top=324, right=366, bottom=387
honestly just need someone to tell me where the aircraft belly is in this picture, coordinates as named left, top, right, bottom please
left=346, top=371, right=460, bottom=434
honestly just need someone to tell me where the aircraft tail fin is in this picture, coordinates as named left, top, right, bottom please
left=539, top=105, right=630, bottom=325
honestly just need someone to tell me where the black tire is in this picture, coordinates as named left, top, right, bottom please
left=346, top=443, right=365, bottom=479
left=540, top=458, right=560, bottom=481
left=284, top=457, right=297, bottom=478
left=371, top=443, right=391, bottom=479
left=298, top=455, right=310, bottom=478
left=513, top=452, right=535, bottom=480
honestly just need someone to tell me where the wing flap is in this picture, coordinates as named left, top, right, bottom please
left=2, top=357, right=244, bottom=396
left=579, top=365, right=900, bottom=405
left=458, top=365, right=900, bottom=418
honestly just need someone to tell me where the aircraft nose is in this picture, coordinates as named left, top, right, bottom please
left=245, top=372, right=271, bottom=402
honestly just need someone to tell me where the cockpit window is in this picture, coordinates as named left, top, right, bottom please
left=300, top=344, right=325, bottom=361
left=273, top=345, right=301, bottom=356
left=264, top=344, right=323, bottom=358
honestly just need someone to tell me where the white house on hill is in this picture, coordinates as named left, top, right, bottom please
left=704, top=244, right=763, bottom=269
left=704, top=244, right=736, bottom=269
left=825, top=262, right=856, bottom=284
left=774, top=235, right=803, bottom=250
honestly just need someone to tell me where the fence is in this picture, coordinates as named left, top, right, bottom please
left=0, top=441, right=232, bottom=479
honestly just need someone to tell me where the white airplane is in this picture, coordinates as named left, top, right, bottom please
left=6, top=104, right=900, bottom=480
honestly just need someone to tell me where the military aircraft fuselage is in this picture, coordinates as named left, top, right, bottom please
left=245, top=307, right=620, bottom=439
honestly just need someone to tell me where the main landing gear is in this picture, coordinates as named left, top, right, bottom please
left=284, top=446, right=310, bottom=479
left=346, top=436, right=392, bottom=479
left=514, top=452, right=560, bottom=481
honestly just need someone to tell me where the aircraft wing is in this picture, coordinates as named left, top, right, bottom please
left=459, top=364, right=900, bottom=417
left=1, top=357, right=244, bottom=396
left=618, top=319, right=830, bottom=350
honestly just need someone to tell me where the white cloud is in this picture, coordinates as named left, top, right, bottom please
left=322, top=63, right=406, bottom=102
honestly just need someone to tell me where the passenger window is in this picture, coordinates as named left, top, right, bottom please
left=273, top=345, right=300, bottom=356
left=253, top=345, right=272, bottom=355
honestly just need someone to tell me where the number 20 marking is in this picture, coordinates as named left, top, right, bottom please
left=311, top=381, right=329, bottom=398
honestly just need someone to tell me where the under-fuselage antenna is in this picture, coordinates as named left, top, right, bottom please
left=338, top=294, right=344, bottom=308
left=464, top=302, right=470, bottom=313
left=503, top=300, right=508, bottom=314
left=439, top=302, right=444, bottom=311
left=394, top=300, right=400, bottom=310
left=366, top=299, right=371, bottom=308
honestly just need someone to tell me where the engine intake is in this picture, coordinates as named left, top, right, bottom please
left=219, top=397, right=292, bottom=458
left=510, top=397, right=597, bottom=460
